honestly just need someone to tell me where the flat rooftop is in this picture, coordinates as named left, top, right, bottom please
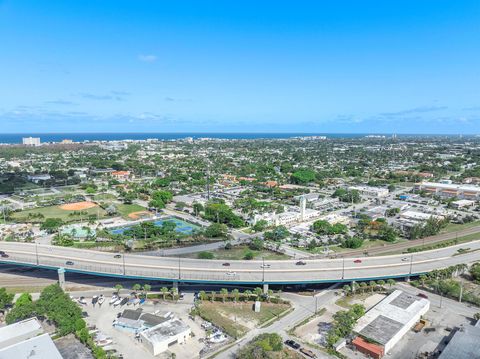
left=0, top=333, right=63, bottom=359
left=141, top=318, right=190, bottom=344
left=438, top=325, right=480, bottom=359
left=0, top=317, right=42, bottom=349
left=354, top=290, right=430, bottom=345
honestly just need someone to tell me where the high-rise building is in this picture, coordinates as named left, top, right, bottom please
left=22, top=137, right=41, bottom=146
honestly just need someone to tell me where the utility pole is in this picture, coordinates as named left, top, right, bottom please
left=409, top=254, right=414, bottom=277
left=178, top=257, right=181, bottom=280
left=262, top=257, right=265, bottom=283
left=342, top=257, right=345, bottom=279
left=122, top=254, right=126, bottom=276
left=459, top=280, right=464, bottom=303
left=35, top=243, right=39, bottom=266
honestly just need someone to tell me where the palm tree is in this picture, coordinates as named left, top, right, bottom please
left=114, top=284, right=123, bottom=295
left=474, top=312, right=480, bottom=321
left=387, top=278, right=395, bottom=288
left=267, top=289, right=273, bottom=302
left=254, top=287, right=263, bottom=299
left=232, top=289, right=240, bottom=303
left=132, top=283, right=141, bottom=293
left=359, top=282, right=367, bottom=293
left=419, top=275, right=427, bottom=287
left=210, top=291, right=216, bottom=302
left=160, top=287, right=168, bottom=300
left=377, top=280, right=385, bottom=290
left=142, top=284, right=151, bottom=298
left=170, top=287, right=178, bottom=300
left=244, top=290, right=252, bottom=301
left=220, top=288, right=229, bottom=303
left=369, top=280, right=376, bottom=293
left=343, top=285, right=351, bottom=296
left=199, top=290, right=206, bottom=301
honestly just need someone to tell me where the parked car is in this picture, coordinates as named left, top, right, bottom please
left=285, top=340, right=301, bottom=350
left=417, top=293, right=428, bottom=299
left=65, top=261, right=74, bottom=265
left=120, top=297, right=129, bottom=305
left=296, top=261, right=307, bottom=266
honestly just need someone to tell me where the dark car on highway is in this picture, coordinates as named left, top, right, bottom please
left=114, top=254, right=122, bottom=259
left=296, top=261, right=307, bottom=265
left=65, top=261, right=74, bottom=265
left=222, top=262, right=230, bottom=266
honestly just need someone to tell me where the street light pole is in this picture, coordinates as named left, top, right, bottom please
left=409, top=254, right=414, bottom=277
left=35, top=243, right=39, bottom=266
left=342, top=257, right=345, bottom=279
left=262, top=257, right=265, bottom=283
left=122, top=254, right=126, bottom=275
left=178, top=257, right=181, bottom=280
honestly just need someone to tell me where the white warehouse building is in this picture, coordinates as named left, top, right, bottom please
left=349, top=185, right=389, bottom=198
left=140, top=318, right=191, bottom=356
left=353, top=290, right=430, bottom=354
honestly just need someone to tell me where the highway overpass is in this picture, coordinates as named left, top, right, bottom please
left=0, top=241, right=479, bottom=286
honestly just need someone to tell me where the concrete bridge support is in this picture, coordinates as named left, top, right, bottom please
left=263, top=283, right=269, bottom=294
left=58, top=268, right=65, bottom=290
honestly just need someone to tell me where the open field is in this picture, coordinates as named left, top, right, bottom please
left=441, top=220, right=480, bottom=234
left=11, top=204, right=108, bottom=222
left=116, top=203, right=148, bottom=218
left=60, top=201, right=98, bottom=210
left=197, top=300, right=291, bottom=338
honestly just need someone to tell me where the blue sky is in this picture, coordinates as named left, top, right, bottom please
left=0, top=0, right=479, bottom=134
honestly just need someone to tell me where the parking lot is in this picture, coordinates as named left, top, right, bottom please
left=78, top=292, right=207, bottom=359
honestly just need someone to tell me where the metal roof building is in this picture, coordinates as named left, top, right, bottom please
left=438, top=321, right=480, bottom=359
left=353, top=290, right=430, bottom=355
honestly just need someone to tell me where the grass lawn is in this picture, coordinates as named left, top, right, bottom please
left=116, top=203, right=147, bottom=217
left=197, top=300, right=291, bottom=338
left=441, top=220, right=480, bottom=234
left=181, top=245, right=290, bottom=260
left=11, top=205, right=108, bottom=223
left=306, top=238, right=408, bottom=254
left=93, top=193, right=117, bottom=201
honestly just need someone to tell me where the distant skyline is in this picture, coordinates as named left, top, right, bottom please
left=1, top=1, right=479, bottom=134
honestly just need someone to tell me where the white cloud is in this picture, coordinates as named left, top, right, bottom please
left=138, top=54, right=157, bottom=63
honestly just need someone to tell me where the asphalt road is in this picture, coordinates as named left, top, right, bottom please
left=1, top=240, right=479, bottom=284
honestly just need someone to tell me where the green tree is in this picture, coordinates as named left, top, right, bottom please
left=0, top=287, right=14, bottom=310
left=220, top=288, right=229, bottom=303
left=160, top=287, right=169, bottom=300
left=40, top=218, right=63, bottom=233
left=204, top=223, right=228, bottom=238
left=114, top=284, right=123, bottom=295
left=252, top=219, right=268, bottom=232
left=15, top=292, right=32, bottom=307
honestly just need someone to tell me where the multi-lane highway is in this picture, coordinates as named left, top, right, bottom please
left=0, top=241, right=479, bottom=284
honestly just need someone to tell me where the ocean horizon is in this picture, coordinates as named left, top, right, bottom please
left=0, top=132, right=470, bottom=144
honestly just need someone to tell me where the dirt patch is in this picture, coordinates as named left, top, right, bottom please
left=60, top=201, right=98, bottom=211
left=128, top=211, right=151, bottom=220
